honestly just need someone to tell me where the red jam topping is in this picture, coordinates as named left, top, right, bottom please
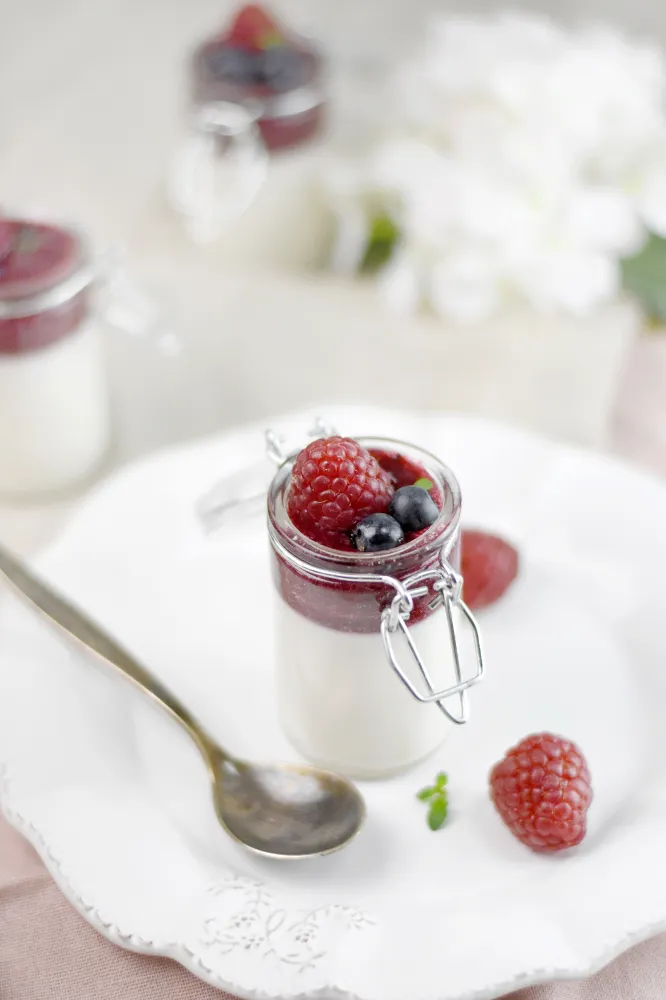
left=0, top=220, right=89, bottom=356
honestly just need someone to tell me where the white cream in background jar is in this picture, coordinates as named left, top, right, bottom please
left=0, top=218, right=110, bottom=498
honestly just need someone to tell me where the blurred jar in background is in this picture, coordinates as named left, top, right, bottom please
left=0, top=216, right=176, bottom=499
left=168, top=4, right=331, bottom=270
left=0, top=218, right=110, bottom=498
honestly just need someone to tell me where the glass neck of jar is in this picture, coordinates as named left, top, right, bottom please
left=0, top=244, right=179, bottom=356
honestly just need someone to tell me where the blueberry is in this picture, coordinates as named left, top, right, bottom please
left=258, top=46, right=307, bottom=91
left=205, top=45, right=263, bottom=84
left=351, top=514, right=404, bottom=553
left=389, top=486, right=438, bottom=533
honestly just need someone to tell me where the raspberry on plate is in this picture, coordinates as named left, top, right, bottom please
left=490, top=733, right=593, bottom=852
left=287, top=436, right=393, bottom=547
left=461, top=530, right=519, bottom=610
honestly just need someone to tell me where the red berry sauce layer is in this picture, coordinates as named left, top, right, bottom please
left=270, top=436, right=460, bottom=633
left=0, top=221, right=89, bottom=356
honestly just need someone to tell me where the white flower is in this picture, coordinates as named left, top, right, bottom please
left=429, top=251, right=506, bottom=323
left=329, top=202, right=368, bottom=276
left=377, top=251, right=422, bottom=316
left=558, top=187, right=644, bottom=256
left=518, top=251, right=619, bottom=316
left=633, top=158, right=666, bottom=236
left=327, top=11, right=666, bottom=320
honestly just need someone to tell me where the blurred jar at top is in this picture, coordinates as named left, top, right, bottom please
left=168, top=4, right=332, bottom=270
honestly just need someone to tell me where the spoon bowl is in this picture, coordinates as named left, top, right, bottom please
left=211, top=754, right=366, bottom=858
left=0, top=545, right=367, bottom=859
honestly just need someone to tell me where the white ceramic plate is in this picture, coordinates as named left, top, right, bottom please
left=2, top=405, right=666, bottom=1000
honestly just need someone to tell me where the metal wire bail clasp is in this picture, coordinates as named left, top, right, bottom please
left=380, top=558, right=485, bottom=725
left=196, top=417, right=339, bottom=533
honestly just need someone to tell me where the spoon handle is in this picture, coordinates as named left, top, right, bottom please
left=0, top=544, right=220, bottom=764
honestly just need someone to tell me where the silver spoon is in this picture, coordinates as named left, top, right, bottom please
left=0, top=545, right=366, bottom=859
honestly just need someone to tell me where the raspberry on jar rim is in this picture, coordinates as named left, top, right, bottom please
left=287, top=436, right=394, bottom=548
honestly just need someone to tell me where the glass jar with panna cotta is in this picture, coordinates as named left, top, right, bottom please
left=267, top=435, right=484, bottom=780
left=0, top=218, right=110, bottom=498
left=0, top=215, right=175, bottom=499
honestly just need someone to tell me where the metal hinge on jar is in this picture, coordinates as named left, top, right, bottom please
left=268, top=527, right=485, bottom=726
left=379, top=560, right=484, bottom=724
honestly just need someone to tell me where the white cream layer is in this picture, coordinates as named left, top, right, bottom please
left=0, top=321, right=110, bottom=497
left=275, top=593, right=456, bottom=779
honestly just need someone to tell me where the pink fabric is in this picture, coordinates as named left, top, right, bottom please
left=2, top=335, right=666, bottom=999
left=3, top=813, right=666, bottom=1000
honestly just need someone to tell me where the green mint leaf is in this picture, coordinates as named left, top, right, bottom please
left=414, top=478, right=434, bottom=491
left=259, top=29, right=283, bottom=49
left=427, top=795, right=448, bottom=831
left=359, top=213, right=400, bottom=275
left=621, top=232, right=666, bottom=322
left=417, top=771, right=450, bottom=828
